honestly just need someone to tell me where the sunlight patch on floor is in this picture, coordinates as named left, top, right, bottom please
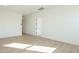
left=26, top=45, right=56, bottom=53
left=3, top=43, right=31, bottom=49
left=3, top=43, right=56, bottom=53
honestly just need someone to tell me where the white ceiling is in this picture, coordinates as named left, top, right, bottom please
left=0, top=5, right=52, bottom=15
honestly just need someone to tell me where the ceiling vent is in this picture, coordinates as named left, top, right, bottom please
left=38, top=7, right=45, bottom=11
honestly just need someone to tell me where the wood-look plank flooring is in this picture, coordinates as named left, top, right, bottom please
left=0, top=34, right=79, bottom=53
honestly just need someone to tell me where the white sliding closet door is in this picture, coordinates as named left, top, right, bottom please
left=36, top=13, right=42, bottom=36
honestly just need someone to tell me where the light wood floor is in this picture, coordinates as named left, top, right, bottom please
left=0, top=34, right=79, bottom=53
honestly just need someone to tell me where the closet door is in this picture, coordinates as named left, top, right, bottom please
left=35, top=13, right=42, bottom=36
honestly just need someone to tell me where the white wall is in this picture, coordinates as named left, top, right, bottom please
left=23, top=14, right=36, bottom=35
left=0, top=8, right=22, bottom=38
left=40, top=6, right=79, bottom=45
left=23, top=13, right=42, bottom=36
left=24, top=6, right=79, bottom=45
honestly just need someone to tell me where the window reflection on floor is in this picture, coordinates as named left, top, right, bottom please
left=3, top=43, right=56, bottom=53
left=27, top=45, right=56, bottom=53
left=3, top=43, right=31, bottom=49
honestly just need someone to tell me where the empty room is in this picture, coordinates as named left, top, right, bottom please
left=0, top=5, right=79, bottom=53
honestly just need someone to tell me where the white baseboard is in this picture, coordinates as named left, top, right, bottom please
left=40, top=35, right=79, bottom=46
left=0, top=34, right=22, bottom=39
